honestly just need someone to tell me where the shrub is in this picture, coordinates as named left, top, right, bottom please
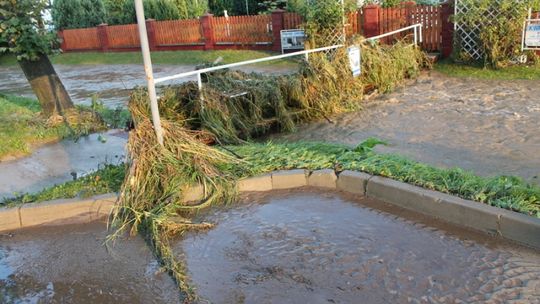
left=454, top=0, right=540, bottom=68
left=52, top=0, right=107, bottom=30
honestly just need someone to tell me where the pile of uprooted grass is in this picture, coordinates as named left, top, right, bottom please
left=134, top=38, right=429, bottom=144
left=109, top=39, right=429, bottom=301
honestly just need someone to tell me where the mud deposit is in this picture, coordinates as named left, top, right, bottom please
left=0, top=221, right=180, bottom=304
left=278, top=71, right=540, bottom=184
left=179, top=189, right=540, bottom=303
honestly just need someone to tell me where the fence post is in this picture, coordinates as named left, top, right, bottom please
left=441, top=2, right=454, bottom=58
left=146, top=19, right=157, bottom=51
left=58, top=30, right=68, bottom=52
left=362, top=4, right=381, bottom=38
left=201, top=13, right=215, bottom=50
left=271, top=9, right=285, bottom=52
left=97, top=23, right=109, bottom=51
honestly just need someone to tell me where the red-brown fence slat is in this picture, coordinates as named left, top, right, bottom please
left=107, top=24, right=140, bottom=48
left=62, top=27, right=100, bottom=50
left=154, top=19, right=203, bottom=45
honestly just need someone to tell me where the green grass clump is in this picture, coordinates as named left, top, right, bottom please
left=1, top=164, right=125, bottom=207
left=224, top=142, right=540, bottom=218
left=0, top=50, right=293, bottom=67
left=0, top=94, right=72, bottom=159
left=0, top=93, right=130, bottom=159
left=435, top=59, right=540, bottom=80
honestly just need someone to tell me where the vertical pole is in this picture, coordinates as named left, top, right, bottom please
left=341, top=0, right=346, bottom=43
left=135, top=0, right=164, bottom=146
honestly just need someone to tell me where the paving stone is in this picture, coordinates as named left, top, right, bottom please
left=337, top=171, right=371, bottom=195
left=0, top=207, right=21, bottom=232
left=308, top=169, right=337, bottom=189
left=272, top=170, right=307, bottom=189
left=499, top=209, right=540, bottom=249
left=19, top=198, right=94, bottom=227
left=238, top=174, right=272, bottom=192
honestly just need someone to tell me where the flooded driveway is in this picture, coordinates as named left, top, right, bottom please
left=0, top=64, right=295, bottom=108
left=278, top=71, right=540, bottom=184
left=0, top=221, right=181, bottom=304
left=179, top=189, right=540, bottom=303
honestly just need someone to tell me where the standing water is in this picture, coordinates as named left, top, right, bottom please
left=178, top=189, right=540, bottom=303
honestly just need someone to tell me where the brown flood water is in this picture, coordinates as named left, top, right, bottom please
left=178, top=189, right=540, bottom=303
left=276, top=71, right=540, bottom=184
left=0, top=221, right=181, bottom=304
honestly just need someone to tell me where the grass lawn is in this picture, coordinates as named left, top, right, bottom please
left=0, top=50, right=293, bottom=67
left=0, top=95, right=71, bottom=160
left=435, top=59, right=540, bottom=80
left=0, top=94, right=130, bottom=160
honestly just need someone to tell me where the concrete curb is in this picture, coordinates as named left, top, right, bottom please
left=1, top=170, right=539, bottom=249
left=1, top=193, right=117, bottom=232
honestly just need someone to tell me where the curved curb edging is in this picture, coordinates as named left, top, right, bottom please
left=1, top=169, right=539, bottom=249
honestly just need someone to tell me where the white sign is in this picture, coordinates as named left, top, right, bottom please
left=280, top=29, right=306, bottom=53
left=347, top=46, right=361, bottom=77
left=525, top=23, right=540, bottom=47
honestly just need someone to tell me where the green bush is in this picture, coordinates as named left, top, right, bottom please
left=52, top=0, right=107, bottom=30
left=454, top=0, right=540, bottom=68
left=121, top=0, right=181, bottom=23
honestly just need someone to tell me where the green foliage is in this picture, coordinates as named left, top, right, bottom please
left=0, top=0, right=57, bottom=61
left=224, top=141, right=540, bottom=218
left=121, top=0, right=181, bottom=23
left=208, top=0, right=260, bottom=16
left=0, top=94, right=70, bottom=159
left=454, top=0, right=540, bottom=68
left=52, top=0, right=107, bottom=30
left=353, top=137, right=388, bottom=153
left=104, top=0, right=128, bottom=25
left=435, top=58, right=540, bottom=80
left=0, top=93, right=127, bottom=159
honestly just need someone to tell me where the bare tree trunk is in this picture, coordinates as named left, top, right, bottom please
left=18, top=54, right=74, bottom=116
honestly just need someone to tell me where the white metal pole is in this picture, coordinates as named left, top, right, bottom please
left=134, top=0, right=164, bottom=146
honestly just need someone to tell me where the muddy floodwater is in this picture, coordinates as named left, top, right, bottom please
left=179, top=189, right=540, bottom=303
left=0, top=221, right=181, bottom=304
left=278, top=71, right=540, bottom=184
left=0, top=64, right=295, bottom=108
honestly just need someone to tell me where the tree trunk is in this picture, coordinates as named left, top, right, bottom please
left=18, top=54, right=74, bottom=116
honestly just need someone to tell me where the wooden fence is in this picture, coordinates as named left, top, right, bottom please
left=60, top=5, right=450, bottom=54
left=154, top=19, right=204, bottom=45
left=212, top=15, right=273, bottom=44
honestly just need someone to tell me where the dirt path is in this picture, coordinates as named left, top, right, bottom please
left=179, top=189, right=540, bottom=303
left=0, top=221, right=180, bottom=303
left=0, top=64, right=295, bottom=108
left=278, top=71, right=540, bottom=184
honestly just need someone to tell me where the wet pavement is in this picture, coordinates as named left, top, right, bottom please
left=0, top=221, right=181, bottom=304
left=277, top=71, right=540, bottom=184
left=179, top=188, right=540, bottom=303
left=0, top=64, right=295, bottom=108
left=0, top=130, right=127, bottom=200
